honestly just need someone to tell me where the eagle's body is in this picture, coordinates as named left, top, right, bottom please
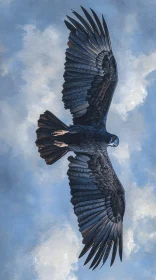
left=56, top=124, right=117, bottom=154
left=36, top=6, right=126, bottom=270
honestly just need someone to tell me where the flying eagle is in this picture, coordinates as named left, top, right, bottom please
left=36, top=6, right=125, bottom=270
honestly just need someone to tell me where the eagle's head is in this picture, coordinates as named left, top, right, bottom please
left=108, top=134, right=119, bottom=147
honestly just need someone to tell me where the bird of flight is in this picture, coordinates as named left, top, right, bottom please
left=36, top=6, right=125, bottom=270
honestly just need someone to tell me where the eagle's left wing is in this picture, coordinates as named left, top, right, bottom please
left=63, top=7, right=118, bottom=125
left=67, top=149, right=125, bottom=269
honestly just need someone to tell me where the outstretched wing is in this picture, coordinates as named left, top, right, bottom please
left=63, top=7, right=118, bottom=125
left=67, top=150, right=125, bottom=269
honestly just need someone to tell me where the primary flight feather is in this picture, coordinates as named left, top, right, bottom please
left=36, top=6, right=125, bottom=270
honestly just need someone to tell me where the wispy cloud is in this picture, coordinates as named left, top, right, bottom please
left=33, top=223, right=80, bottom=280
left=113, top=51, right=156, bottom=119
left=0, top=24, right=71, bottom=162
left=0, top=23, right=79, bottom=280
left=124, top=182, right=156, bottom=258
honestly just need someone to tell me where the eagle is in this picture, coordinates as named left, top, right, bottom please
left=36, top=6, right=125, bottom=270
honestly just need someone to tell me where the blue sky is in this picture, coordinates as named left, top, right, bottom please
left=0, top=0, right=156, bottom=279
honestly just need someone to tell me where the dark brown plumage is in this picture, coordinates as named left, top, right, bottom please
left=35, top=6, right=125, bottom=270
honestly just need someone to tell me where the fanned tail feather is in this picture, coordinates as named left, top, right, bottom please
left=36, top=110, right=69, bottom=165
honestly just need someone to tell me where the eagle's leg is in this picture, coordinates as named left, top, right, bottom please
left=53, top=126, right=81, bottom=148
left=53, top=125, right=81, bottom=136
left=54, top=140, right=68, bottom=147
left=53, top=130, right=69, bottom=136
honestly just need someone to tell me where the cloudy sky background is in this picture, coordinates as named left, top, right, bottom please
left=0, top=0, right=156, bottom=279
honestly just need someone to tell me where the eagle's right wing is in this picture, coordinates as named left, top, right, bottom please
left=63, top=7, right=118, bottom=126
left=67, top=150, right=125, bottom=269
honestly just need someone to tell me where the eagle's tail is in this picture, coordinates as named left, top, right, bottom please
left=36, top=110, right=69, bottom=165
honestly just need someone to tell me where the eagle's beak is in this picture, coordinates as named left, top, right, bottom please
left=108, top=138, right=119, bottom=147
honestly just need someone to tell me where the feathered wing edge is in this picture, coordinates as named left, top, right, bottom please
left=78, top=220, right=123, bottom=270
left=64, top=6, right=112, bottom=51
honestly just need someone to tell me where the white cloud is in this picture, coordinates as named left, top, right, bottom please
left=113, top=51, right=156, bottom=120
left=129, top=183, right=156, bottom=222
left=112, top=142, right=130, bottom=163
left=33, top=223, right=80, bottom=280
left=18, top=24, right=65, bottom=113
left=123, top=182, right=156, bottom=257
left=124, top=228, right=139, bottom=257
left=0, top=24, right=71, bottom=163
left=18, top=24, right=68, bottom=128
